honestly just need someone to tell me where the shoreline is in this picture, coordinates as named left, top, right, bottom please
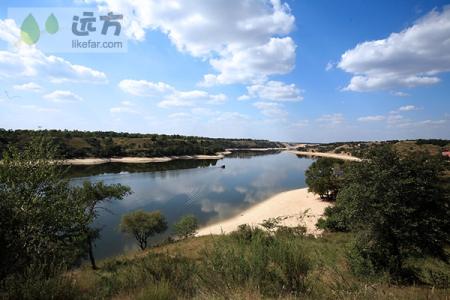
left=61, top=149, right=360, bottom=165
left=61, top=148, right=287, bottom=165
left=196, top=188, right=331, bottom=237
left=288, top=150, right=362, bottom=161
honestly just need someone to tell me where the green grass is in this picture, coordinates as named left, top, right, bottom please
left=4, top=231, right=449, bottom=299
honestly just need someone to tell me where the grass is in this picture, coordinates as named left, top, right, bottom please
left=4, top=230, right=449, bottom=299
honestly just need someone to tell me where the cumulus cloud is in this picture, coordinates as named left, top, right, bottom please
left=201, top=37, right=296, bottom=85
left=13, top=82, right=43, bottom=93
left=338, top=6, right=450, bottom=92
left=118, top=79, right=227, bottom=108
left=240, top=80, right=303, bottom=102
left=43, top=90, right=83, bottom=103
left=0, top=19, right=107, bottom=84
left=253, top=101, right=288, bottom=118
left=357, top=115, right=386, bottom=122
left=86, top=0, right=296, bottom=85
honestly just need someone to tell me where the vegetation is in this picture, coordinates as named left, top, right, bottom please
left=0, top=129, right=283, bottom=159
left=120, top=210, right=168, bottom=250
left=305, top=158, right=345, bottom=200
left=173, top=215, right=199, bottom=239
left=319, top=147, right=450, bottom=280
left=0, top=138, right=130, bottom=292
left=72, top=181, right=131, bottom=269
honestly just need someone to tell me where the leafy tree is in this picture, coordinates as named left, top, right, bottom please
left=173, top=215, right=199, bottom=239
left=321, top=147, right=450, bottom=278
left=72, top=181, right=131, bottom=269
left=120, top=210, right=168, bottom=250
left=0, top=138, right=132, bottom=284
left=305, top=158, right=345, bottom=200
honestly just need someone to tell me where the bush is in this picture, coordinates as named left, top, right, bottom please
left=173, top=215, right=198, bottom=239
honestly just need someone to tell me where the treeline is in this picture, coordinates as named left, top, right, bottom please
left=0, top=129, right=283, bottom=159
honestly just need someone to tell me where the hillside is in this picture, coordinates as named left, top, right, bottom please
left=0, top=129, right=284, bottom=159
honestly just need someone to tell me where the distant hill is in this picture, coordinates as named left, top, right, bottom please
left=0, top=129, right=284, bottom=159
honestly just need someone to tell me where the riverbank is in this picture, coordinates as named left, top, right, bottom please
left=196, top=188, right=331, bottom=236
left=61, top=148, right=291, bottom=165
left=62, top=151, right=233, bottom=165
left=288, top=150, right=362, bottom=161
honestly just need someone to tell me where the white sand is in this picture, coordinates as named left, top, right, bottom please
left=62, top=151, right=233, bottom=165
left=289, top=150, right=362, bottom=161
left=196, top=188, right=331, bottom=236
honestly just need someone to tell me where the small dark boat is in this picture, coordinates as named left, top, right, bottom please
left=220, top=165, right=226, bottom=169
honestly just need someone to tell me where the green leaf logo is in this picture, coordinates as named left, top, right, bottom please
left=45, top=13, right=59, bottom=34
left=21, top=14, right=40, bottom=45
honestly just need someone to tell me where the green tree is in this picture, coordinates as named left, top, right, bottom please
left=72, top=181, right=131, bottom=269
left=0, top=139, right=86, bottom=282
left=323, top=147, right=450, bottom=278
left=0, top=138, right=132, bottom=283
left=305, top=158, right=344, bottom=200
left=173, top=215, right=199, bottom=239
left=120, top=210, right=168, bottom=250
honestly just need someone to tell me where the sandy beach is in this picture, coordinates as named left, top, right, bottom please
left=196, top=188, right=331, bottom=236
left=288, top=150, right=362, bottom=161
left=62, top=151, right=233, bottom=165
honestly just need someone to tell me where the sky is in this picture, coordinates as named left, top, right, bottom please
left=0, top=0, right=449, bottom=142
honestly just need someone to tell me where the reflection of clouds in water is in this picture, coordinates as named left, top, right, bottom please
left=199, top=198, right=243, bottom=224
left=71, top=152, right=314, bottom=259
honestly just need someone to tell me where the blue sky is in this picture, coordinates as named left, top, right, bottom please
left=0, top=0, right=449, bottom=142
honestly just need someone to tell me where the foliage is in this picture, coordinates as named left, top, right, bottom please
left=72, top=181, right=131, bottom=269
left=321, top=146, right=450, bottom=278
left=0, top=137, right=132, bottom=290
left=120, top=210, right=168, bottom=250
left=173, top=215, right=199, bottom=239
left=305, top=157, right=345, bottom=200
left=0, top=139, right=86, bottom=282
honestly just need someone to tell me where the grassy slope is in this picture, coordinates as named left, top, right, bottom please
left=70, top=233, right=449, bottom=300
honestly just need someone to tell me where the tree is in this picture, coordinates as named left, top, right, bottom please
left=120, top=210, right=168, bottom=250
left=305, top=158, right=345, bottom=200
left=321, top=147, right=450, bottom=278
left=0, top=139, right=85, bottom=281
left=72, top=181, right=131, bottom=269
left=0, top=138, right=132, bottom=283
left=173, top=215, right=199, bottom=239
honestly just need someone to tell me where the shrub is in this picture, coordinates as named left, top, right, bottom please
left=173, top=215, right=199, bottom=239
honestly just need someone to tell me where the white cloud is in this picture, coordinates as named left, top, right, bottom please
left=169, top=112, right=191, bottom=119
left=13, top=82, right=43, bottom=93
left=87, top=0, right=296, bottom=85
left=240, top=80, right=303, bottom=102
left=253, top=101, right=288, bottom=118
left=392, top=91, right=409, bottom=97
left=316, top=113, right=344, bottom=125
left=110, top=101, right=139, bottom=114
left=43, top=90, right=83, bottom=103
left=0, top=19, right=107, bottom=84
left=338, top=6, right=450, bottom=91
left=357, top=115, right=386, bottom=122
left=119, top=79, right=227, bottom=108
left=118, top=80, right=174, bottom=96
left=325, top=61, right=334, bottom=71
left=398, top=105, right=419, bottom=111
left=201, top=37, right=296, bottom=85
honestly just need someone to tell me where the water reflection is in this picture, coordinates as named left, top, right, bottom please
left=69, top=151, right=313, bottom=259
